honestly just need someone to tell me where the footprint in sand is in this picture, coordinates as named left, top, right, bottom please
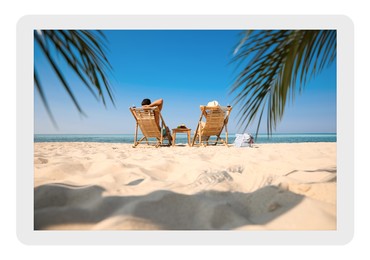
left=193, top=170, right=233, bottom=187
left=227, top=165, right=244, bottom=174
left=34, top=157, right=48, bottom=164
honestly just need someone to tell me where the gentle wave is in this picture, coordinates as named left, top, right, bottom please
left=34, top=133, right=336, bottom=144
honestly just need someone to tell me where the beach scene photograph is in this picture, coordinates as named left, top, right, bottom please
left=33, top=28, right=337, bottom=230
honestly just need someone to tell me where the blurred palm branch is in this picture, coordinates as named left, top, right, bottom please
left=34, top=30, right=115, bottom=127
left=230, top=30, right=336, bottom=137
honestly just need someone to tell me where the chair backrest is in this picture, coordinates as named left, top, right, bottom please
left=130, top=107, right=161, bottom=138
left=200, top=106, right=232, bottom=136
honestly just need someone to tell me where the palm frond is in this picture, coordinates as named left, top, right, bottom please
left=34, top=68, right=58, bottom=128
left=230, top=30, right=336, bottom=137
left=34, top=30, right=115, bottom=124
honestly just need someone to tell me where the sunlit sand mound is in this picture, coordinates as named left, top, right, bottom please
left=34, top=142, right=336, bottom=230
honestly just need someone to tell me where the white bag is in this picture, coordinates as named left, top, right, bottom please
left=234, top=133, right=254, bottom=147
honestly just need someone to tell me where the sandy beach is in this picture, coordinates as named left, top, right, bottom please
left=34, top=142, right=336, bottom=230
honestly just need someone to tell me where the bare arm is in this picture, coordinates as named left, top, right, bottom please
left=147, top=98, right=163, bottom=111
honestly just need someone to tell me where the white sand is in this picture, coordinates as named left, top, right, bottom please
left=34, top=142, right=336, bottom=230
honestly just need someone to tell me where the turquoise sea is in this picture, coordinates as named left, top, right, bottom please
left=34, top=133, right=336, bottom=144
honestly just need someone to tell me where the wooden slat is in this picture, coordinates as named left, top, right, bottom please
left=129, top=106, right=171, bottom=147
left=192, top=105, right=232, bottom=146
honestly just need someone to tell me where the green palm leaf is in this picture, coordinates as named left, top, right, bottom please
left=34, top=30, right=115, bottom=127
left=230, top=30, right=336, bottom=137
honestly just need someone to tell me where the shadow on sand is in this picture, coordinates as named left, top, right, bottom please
left=34, top=182, right=307, bottom=230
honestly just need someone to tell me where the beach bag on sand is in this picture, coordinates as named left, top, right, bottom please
left=234, top=133, right=254, bottom=147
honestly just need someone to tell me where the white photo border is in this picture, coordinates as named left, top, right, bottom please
left=16, top=15, right=354, bottom=245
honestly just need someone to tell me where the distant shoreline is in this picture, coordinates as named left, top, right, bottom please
left=34, top=133, right=337, bottom=144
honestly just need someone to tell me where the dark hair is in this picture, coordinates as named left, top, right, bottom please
left=141, top=98, right=151, bottom=106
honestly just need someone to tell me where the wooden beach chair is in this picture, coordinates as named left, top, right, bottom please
left=191, top=105, right=232, bottom=147
left=129, top=106, right=172, bottom=148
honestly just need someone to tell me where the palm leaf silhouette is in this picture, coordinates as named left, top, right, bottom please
left=34, top=30, right=115, bottom=127
left=230, top=30, right=336, bottom=137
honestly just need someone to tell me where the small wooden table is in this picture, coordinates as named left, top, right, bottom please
left=172, top=128, right=191, bottom=146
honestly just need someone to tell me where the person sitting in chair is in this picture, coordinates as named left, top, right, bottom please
left=141, top=98, right=172, bottom=142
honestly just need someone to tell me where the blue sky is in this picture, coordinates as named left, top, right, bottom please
left=34, top=30, right=336, bottom=134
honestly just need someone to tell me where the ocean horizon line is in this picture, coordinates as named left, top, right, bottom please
left=34, top=133, right=337, bottom=144
left=34, top=132, right=337, bottom=135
